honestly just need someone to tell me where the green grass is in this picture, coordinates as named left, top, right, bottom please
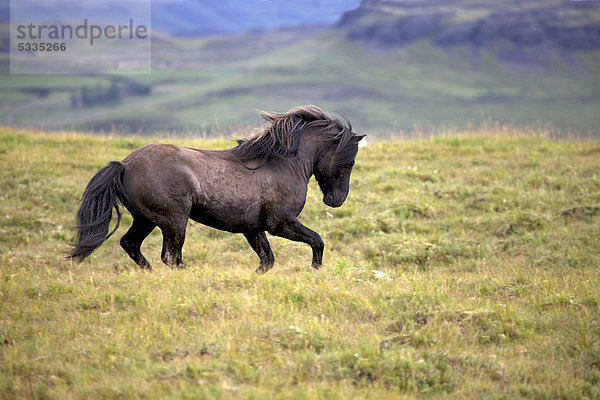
left=1, top=126, right=599, bottom=399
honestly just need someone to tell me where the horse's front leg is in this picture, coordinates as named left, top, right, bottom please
left=244, top=231, right=275, bottom=274
left=271, top=218, right=324, bottom=270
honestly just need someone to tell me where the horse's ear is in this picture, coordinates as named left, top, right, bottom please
left=351, top=134, right=366, bottom=143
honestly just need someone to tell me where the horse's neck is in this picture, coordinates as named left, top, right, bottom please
left=289, top=138, right=322, bottom=182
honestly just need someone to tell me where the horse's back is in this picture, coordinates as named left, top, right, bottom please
left=120, top=143, right=257, bottom=219
left=122, top=142, right=189, bottom=164
left=120, top=144, right=205, bottom=216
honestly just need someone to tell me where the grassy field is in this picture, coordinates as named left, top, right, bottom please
left=1, top=126, right=599, bottom=399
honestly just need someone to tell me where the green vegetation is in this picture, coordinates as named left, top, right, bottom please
left=1, top=126, right=599, bottom=398
left=1, top=24, right=599, bottom=134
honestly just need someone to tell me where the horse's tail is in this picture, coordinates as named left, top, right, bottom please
left=68, top=161, right=127, bottom=262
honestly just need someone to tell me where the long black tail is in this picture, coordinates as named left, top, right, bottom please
left=69, top=161, right=126, bottom=261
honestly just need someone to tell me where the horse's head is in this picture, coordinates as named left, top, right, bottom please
left=314, top=132, right=365, bottom=208
left=234, top=105, right=365, bottom=207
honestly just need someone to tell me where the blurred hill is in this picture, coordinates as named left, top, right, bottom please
left=153, top=0, right=360, bottom=35
left=1, top=0, right=599, bottom=136
left=2, top=0, right=359, bottom=36
left=342, top=0, right=600, bottom=51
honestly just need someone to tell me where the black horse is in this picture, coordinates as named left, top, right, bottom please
left=69, top=105, right=364, bottom=273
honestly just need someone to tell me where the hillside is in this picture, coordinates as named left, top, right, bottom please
left=1, top=126, right=599, bottom=398
left=1, top=0, right=600, bottom=135
left=341, top=0, right=600, bottom=51
left=1, top=0, right=359, bottom=36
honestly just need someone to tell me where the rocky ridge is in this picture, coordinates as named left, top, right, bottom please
left=339, top=0, right=600, bottom=50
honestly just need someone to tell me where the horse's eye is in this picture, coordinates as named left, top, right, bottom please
left=344, top=161, right=355, bottom=169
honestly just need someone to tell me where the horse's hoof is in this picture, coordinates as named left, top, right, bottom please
left=255, top=262, right=273, bottom=274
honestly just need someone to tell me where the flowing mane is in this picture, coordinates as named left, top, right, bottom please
left=233, top=105, right=354, bottom=165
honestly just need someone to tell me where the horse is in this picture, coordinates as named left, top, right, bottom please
left=69, top=105, right=365, bottom=273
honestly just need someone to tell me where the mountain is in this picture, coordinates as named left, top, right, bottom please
left=3, top=0, right=360, bottom=36
left=153, top=0, right=360, bottom=35
left=340, top=0, right=600, bottom=52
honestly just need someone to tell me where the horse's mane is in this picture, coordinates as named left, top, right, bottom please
left=233, top=105, right=354, bottom=166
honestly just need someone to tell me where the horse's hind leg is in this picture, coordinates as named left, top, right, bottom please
left=244, top=231, right=275, bottom=274
left=120, top=215, right=155, bottom=270
left=160, top=222, right=187, bottom=269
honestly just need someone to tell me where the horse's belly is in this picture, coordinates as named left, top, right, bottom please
left=189, top=203, right=264, bottom=233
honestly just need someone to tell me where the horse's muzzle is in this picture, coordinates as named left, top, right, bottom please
left=323, top=193, right=344, bottom=208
